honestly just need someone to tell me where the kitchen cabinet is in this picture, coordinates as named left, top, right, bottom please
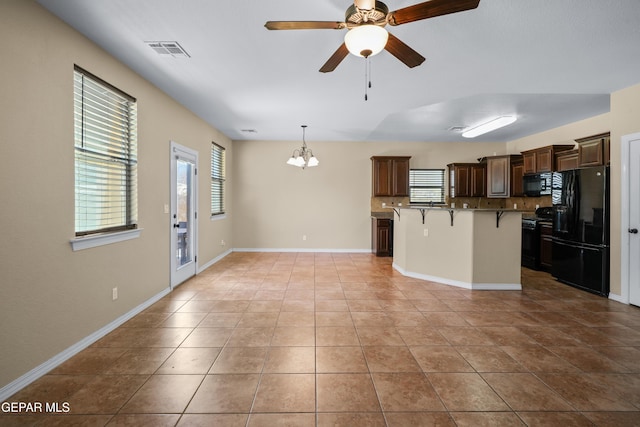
left=556, top=149, right=579, bottom=171
left=511, top=161, right=524, bottom=197
left=540, top=222, right=553, bottom=271
left=521, top=145, right=575, bottom=174
left=576, top=132, right=610, bottom=167
left=371, top=218, right=393, bottom=257
left=523, top=153, right=536, bottom=175
left=470, top=164, right=487, bottom=197
left=371, top=156, right=411, bottom=197
left=447, top=163, right=486, bottom=197
left=486, top=155, right=523, bottom=198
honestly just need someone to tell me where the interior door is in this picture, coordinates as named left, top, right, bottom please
left=170, top=142, right=198, bottom=288
left=629, top=137, right=640, bottom=306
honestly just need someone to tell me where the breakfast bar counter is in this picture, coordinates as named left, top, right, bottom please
left=391, top=206, right=523, bottom=290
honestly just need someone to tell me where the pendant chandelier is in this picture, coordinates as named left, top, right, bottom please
left=286, top=125, right=319, bottom=169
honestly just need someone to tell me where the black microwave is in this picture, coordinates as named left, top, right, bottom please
left=523, top=173, right=551, bottom=197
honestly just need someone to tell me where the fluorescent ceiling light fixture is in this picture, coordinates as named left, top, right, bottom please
left=462, top=116, right=517, bottom=138
left=344, top=25, right=389, bottom=58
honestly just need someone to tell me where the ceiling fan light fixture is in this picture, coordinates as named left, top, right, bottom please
left=344, top=24, right=389, bottom=58
left=462, top=115, right=517, bottom=138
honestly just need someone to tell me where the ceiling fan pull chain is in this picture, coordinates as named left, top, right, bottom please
left=364, top=57, right=368, bottom=101
left=364, top=57, right=372, bottom=101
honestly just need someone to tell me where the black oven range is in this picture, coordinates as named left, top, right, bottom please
left=521, top=207, right=553, bottom=270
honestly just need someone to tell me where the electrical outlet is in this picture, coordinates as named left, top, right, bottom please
left=423, top=229, right=429, bottom=237
left=112, top=287, right=118, bottom=301
left=220, top=239, right=225, bottom=246
left=302, top=235, right=307, bottom=241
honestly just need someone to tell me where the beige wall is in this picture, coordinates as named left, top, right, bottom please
left=394, top=209, right=475, bottom=284
left=393, top=209, right=522, bottom=287
left=506, top=113, right=611, bottom=153
left=0, top=0, right=232, bottom=388
left=3, top=0, right=640, bottom=396
left=231, top=140, right=505, bottom=251
left=611, top=82, right=640, bottom=297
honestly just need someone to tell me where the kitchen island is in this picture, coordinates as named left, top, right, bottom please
left=392, top=206, right=522, bottom=290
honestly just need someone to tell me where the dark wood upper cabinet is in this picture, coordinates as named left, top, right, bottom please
left=470, top=164, right=487, bottom=197
left=576, top=132, right=610, bottom=167
left=556, top=149, right=579, bottom=171
left=371, top=156, right=411, bottom=197
left=521, top=145, right=575, bottom=174
left=523, top=153, right=536, bottom=175
left=486, top=155, right=523, bottom=198
left=511, top=160, right=524, bottom=197
left=536, top=149, right=553, bottom=172
left=448, top=163, right=486, bottom=198
left=392, top=157, right=410, bottom=196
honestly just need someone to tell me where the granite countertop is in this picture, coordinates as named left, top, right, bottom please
left=371, top=212, right=394, bottom=219
left=384, top=205, right=534, bottom=213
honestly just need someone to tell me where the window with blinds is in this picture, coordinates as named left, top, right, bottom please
left=211, top=142, right=225, bottom=216
left=409, top=169, right=445, bottom=204
left=74, top=66, right=138, bottom=236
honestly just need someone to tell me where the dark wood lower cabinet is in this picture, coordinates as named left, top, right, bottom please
left=372, top=218, right=393, bottom=257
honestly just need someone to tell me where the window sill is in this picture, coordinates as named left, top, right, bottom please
left=70, top=228, right=142, bottom=251
left=211, top=214, right=226, bottom=222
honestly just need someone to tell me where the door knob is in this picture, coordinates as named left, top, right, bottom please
left=629, top=228, right=638, bottom=234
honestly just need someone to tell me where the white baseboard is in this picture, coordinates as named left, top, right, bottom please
left=608, top=292, right=627, bottom=304
left=0, top=287, right=171, bottom=402
left=198, top=248, right=233, bottom=273
left=233, top=248, right=371, bottom=253
left=392, top=263, right=522, bottom=291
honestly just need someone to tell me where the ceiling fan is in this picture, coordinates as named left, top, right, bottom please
left=265, top=0, right=480, bottom=73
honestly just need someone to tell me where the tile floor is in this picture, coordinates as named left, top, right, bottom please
left=3, top=252, right=640, bottom=426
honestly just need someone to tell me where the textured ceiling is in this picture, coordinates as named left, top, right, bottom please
left=37, top=0, right=640, bottom=142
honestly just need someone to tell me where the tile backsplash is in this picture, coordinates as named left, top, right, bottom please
left=371, top=197, right=410, bottom=212
left=447, top=195, right=551, bottom=211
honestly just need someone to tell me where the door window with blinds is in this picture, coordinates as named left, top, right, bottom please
left=409, top=169, right=445, bottom=204
left=211, top=142, right=225, bottom=216
left=74, top=66, right=138, bottom=236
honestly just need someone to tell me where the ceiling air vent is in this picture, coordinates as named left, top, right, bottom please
left=146, top=41, right=190, bottom=58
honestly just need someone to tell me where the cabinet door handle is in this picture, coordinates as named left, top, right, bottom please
left=629, top=228, right=639, bottom=234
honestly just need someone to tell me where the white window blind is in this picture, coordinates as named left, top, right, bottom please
left=74, top=66, right=138, bottom=236
left=211, top=142, right=225, bottom=216
left=409, top=169, right=445, bottom=204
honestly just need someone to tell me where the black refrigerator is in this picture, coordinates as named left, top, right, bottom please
left=551, top=166, right=610, bottom=296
